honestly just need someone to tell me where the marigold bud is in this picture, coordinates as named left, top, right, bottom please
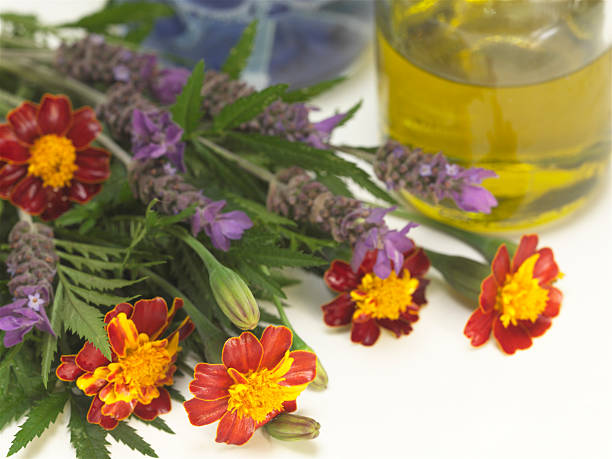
left=264, top=413, right=320, bottom=441
left=209, top=266, right=259, bottom=330
left=308, top=359, right=329, bottom=391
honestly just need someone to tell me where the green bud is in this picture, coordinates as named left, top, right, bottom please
left=264, top=413, right=320, bottom=441
left=209, top=266, right=259, bottom=330
left=308, top=358, right=328, bottom=391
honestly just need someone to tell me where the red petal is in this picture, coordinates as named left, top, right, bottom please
left=9, top=175, right=47, bottom=215
left=131, top=297, right=169, bottom=339
left=7, top=102, right=39, bottom=144
left=133, top=388, right=171, bottom=421
left=463, top=308, right=495, bottom=347
left=87, top=394, right=120, bottom=431
left=321, top=293, right=354, bottom=326
left=189, top=363, right=233, bottom=400
left=350, top=317, right=381, bottom=346
left=522, top=317, right=552, bottom=338
left=534, top=248, right=559, bottom=285
left=56, top=355, right=85, bottom=381
left=73, top=147, right=110, bottom=183
left=76, top=342, right=110, bottom=372
left=492, top=318, right=532, bottom=355
left=104, top=303, right=133, bottom=324
left=512, top=234, right=539, bottom=273
left=543, top=286, right=562, bottom=318
left=175, top=317, right=195, bottom=341
left=402, top=247, right=430, bottom=278
left=107, top=313, right=138, bottom=357
left=215, top=411, right=256, bottom=446
left=280, top=351, right=317, bottom=386
left=0, top=124, right=30, bottom=163
left=282, top=400, right=297, bottom=413
left=184, top=397, right=229, bottom=426
left=68, top=181, right=101, bottom=204
left=377, top=318, right=414, bottom=337
left=0, top=164, right=27, bottom=198
left=358, top=250, right=378, bottom=276
left=492, top=244, right=510, bottom=284
left=66, top=107, right=101, bottom=149
left=101, top=400, right=136, bottom=420
left=99, top=415, right=119, bottom=430
left=479, top=275, right=498, bottom=312
left=79, top=374, right=108, bottom=396
left=324, top=260, right=359, bottom=292
left=260, top=326, right=293, bottom=370
left=37, top=94, right=72, bottom=135
left=222, top=332, right=263, bottom=374
left=40, top=187, right=71, bottom=221
left=411, top=278, right=429, bottom=306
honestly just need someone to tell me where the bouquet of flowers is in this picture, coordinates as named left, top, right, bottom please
left=0, top=3, right=563, bottom=457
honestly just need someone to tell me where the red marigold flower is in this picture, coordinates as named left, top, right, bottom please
left=321, top=244, right=430, bottom=346
left=0, top=94, right=110, bottom=220
left=464, top=234, right=563, bottom=355
left=183, top=325, right=317, bottom=446
left=56, top=297, right=194, bottom=430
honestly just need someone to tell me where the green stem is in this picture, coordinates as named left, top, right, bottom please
left=270, top=295, right=308, bottom=351
left=0, top=48, right=54, bottom=61
left=165, top=225, right=220, bottom=271
left=0, top=88, right=24, bottom=107
left=17, top=208, right=33, bottom=225
left=330, top=144, right=376, bottom=162
left=195, top=136, right=277, bottom=184
left=96, top=132, right=133, bottom=167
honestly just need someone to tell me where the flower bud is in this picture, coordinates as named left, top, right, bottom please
left=264, top=413, right=320, bottom=441
left=308, top=359, right=329, bottom=391
left=209, top=266, right=259, bottom=330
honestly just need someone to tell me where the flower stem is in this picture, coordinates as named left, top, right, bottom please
left=165, top=225, right=220, bottom=271
left=329, top=144, right=376, bottom=162
left=96, top=132, right=133, bottom=168
left=195, top=136, right=277, bottom=184
left=17, top=209, right=33, bottom=225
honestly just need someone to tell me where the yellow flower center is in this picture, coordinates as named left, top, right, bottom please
left=227, top=353, right=304, bottom=423
left=350, top=270, right=419, bottom=320
left=28, top=134, right=78, bottom=188
left=496, top=254, right=549, bottom=327
left=112, top=334, right=172, bottom=389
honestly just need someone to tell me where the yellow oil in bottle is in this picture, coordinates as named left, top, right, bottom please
left=376, top=1, right=611, bottom=231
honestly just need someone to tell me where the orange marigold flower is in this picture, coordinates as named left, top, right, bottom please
left=321, top=244, right=430, bottom=346
left=183, top=325, right=317, bottom=446
left=464, top=234, right=563, bottom=355
left=56, top=297, right=194, bottom=430
left=0, top=94, right=110, bottom=220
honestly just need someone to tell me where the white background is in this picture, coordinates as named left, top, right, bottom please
left=1, top=1, right=611, bottom=458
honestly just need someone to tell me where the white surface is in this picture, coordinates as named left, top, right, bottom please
left=1, top=2, right=612, bottom=458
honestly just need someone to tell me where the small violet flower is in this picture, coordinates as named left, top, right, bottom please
left=0, top=286, right=55, bottom=347
left=131, top=109, right=186, bottom=172
left=151, top=67, right=191, bottom=105
left=191, top=200, right=253, bottom=251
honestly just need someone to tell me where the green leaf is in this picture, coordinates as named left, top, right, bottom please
left=54, top=239, right=126, bottom=261
left=61, top=276, right=111, bottom=359
left=170, top=60, right=205, bottom=138
left=227, top=132, right=395, bottom=203
left=316, top=171, right=352, bottom=197
left=136, top=416, right=175, bottom=435
left=68, top=398, right=110, bottom=459
left=62, top=2, right=173, bottom=32
left=237, top=247, right=327, bottom=268
left=0, top=390, right=39, bottom=431
left=69, top=283, right=138, bottom=306
left=213, top=84, right=288, bottom=131
left=335, top=100, right=362, bottom=128
left=238, top=262, right=286, bottom=299
left=59, top=265, right=146, bottom=292
left=221, top=20, right=258, bottom=79
left=7, top=392, right=69, bottom=456
left=282, top=76, right=346, bottom=103
left=226, top=193, right=295, bottom=227
left=166, top=387, right=185, bottom=403
left=425, top=249, right=490, bottom=302
left=41, top=284, right=64, bottom=388
left=109, top=422, right=157, bottom=457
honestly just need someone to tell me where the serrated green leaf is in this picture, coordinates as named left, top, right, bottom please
left=68, top=398, right=110, bottom=459
left=62, top=2, right=173, bottom=31
left=54, top=239, right=126, bottom=261
left=0, top=390, right=39, bottom=431
left=166, top=387, right=185, bottom=403
left=59, top=265, right=146, bottom=292
left=316, top=172, right=352, bottom=197
left=69, top=283, right=138, bottom=306
left=221, top=20, right=258, bottom=79
left=277, top=227, right=335, bottom=252
left=7, top=391, right=69, bottom=456
left=282, top=76, right=346, bottom=103
left=238, top=262, right=286, bottom=299
left=335, top=100, right=362, bottom=128
left=109, top=422, right=157, bottom=457
left=170, top=60, right=205, bottom=138
left=136, top=416, right=175, bottom=434
left=41, top=283, right=64, bottom=388
left=238, top=247, right=327, bottom=268
left=213, top=84, right=288, bottom=131
left=226, top=132, right=395, bottom=203
left=226, top=193, right=295, bottom=227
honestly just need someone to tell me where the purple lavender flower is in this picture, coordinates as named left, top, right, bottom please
left=308, top=112, right=345, bottom=149
left=0, top=286, right=55, bottom=347
left=131, top=109, right=186, bottom=172
left=152, top=67, right=191, bottom=105
left=112, top=50, right=157, bottom=87
left=191, top=200, right=253, bottom=251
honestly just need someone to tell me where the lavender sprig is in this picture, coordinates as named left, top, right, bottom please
left=0, top=221, right=57, bottom=347
left=267, top=167, right=416, bottom=279
left=375, top=140, right=498, bottom=214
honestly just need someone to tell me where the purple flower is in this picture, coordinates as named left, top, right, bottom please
left=131, top=109, right=186, bottom=172
left=0, top=286, right=55, bottom=347
left=308, top=112, right=345, bottom=149
left=191, top=200, right=253, bottom=251
left=152, top=67, right=191, bottom=105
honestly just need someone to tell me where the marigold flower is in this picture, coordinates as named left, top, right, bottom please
left=464, top=234, right=563, bottom=355
left=322, top=245, right=430, bottom=346
left=0, top=94, right=110, bottom=220
left=56, top=297, right=194, bottom=430
left=184, top=325, right=317, bottom=446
